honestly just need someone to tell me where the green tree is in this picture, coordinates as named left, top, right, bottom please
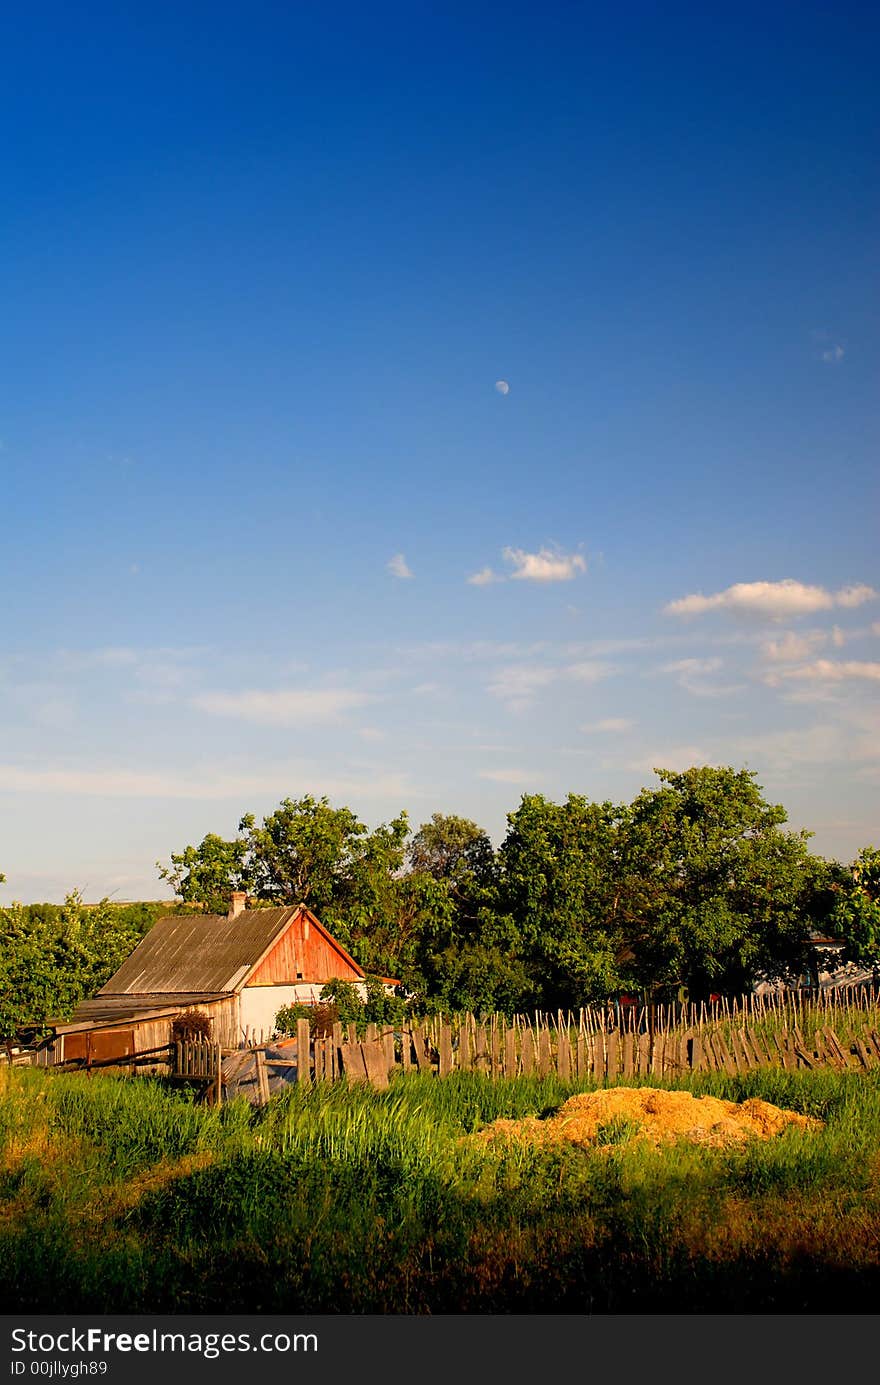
left=830, top=846, right=880, bottom=967
left=0, top=893, right=154, bottom=1038
left=622, top=767, right=818, bottom=997
left=157, top=833, right=252, bottom=915
left=495, top=793, right=629, bottom=1008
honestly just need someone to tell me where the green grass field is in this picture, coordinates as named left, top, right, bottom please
left=2, top=1061, right=879, bottom=1312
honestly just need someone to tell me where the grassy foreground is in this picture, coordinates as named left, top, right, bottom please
left=1, top=1062, right=879, bottom=1312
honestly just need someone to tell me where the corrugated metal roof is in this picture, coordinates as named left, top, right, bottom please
left=97, top=907, right=298, bottom=995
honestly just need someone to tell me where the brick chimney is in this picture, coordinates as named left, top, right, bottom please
left=227, top=891, right=247, bottom=920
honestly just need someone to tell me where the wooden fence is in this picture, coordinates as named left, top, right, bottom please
left=214, top=985, right=880, bottom=1099
left=9, top=986, right=880, bottom=1102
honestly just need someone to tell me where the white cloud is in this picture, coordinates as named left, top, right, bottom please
left=626, top=746, right=713, bottom=774
left=478, top=767, right=535, bottom=784
left=567, top=661, right=615, bottom=684
left=581, top=718, right=634, bottom=734
left=487, top=665, right=557, bottom=706
left=659, top=656, right=743, bottom=698
left=772, top=660, right=880, bottom=685
left=661, top=657, right=723, bottom=676
left=503, top=546, right=586, bottom=582
left=495, top=380, right=510, bottom=395
left=387, top=553, right=413, bottom=579
left=192, top=687, right=372, bottom=725
left=487, top=659, right=615, bottom=709
left=761, top=631, right=827, bottom=662
left=0, top=763, right=410, bottom=800
left=467, top=567, right=501, bottom=586
left=835, top=584, right=876, bottom=608
left=734, top=725, right=844, bottom=770
left=665, top=579, right=877, bottom=620
left=821, top=345, right=845, bottom=363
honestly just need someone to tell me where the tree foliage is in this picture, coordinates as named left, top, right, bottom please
left=830, top=846, right=880, bottom=966
left=4, top=768, right=865, bottom=1034
left=0, top=895, right=159, bottom=1039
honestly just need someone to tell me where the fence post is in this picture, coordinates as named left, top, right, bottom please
left=295, top=1018, right=311, bottom=1085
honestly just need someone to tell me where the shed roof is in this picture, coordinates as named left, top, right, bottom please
left=63, top=993, right=231, bottom=1031
left=96, top=904, right=366, bottom=996
left=98, top=906, right=297, bottom=995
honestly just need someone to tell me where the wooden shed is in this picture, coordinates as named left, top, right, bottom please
left=54, top=894, right=369, bottom=1067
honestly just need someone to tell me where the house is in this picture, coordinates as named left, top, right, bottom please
left=50, top=893, right=373, bottom=1069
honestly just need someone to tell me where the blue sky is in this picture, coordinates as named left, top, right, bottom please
left=2, top=2, right=878, bottom=902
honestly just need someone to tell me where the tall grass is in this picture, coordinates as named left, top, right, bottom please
left=2, top=1064, right=880, bottom=1312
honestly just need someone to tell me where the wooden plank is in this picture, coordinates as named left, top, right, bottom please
left=537, top=1027, right=552, bottom=1078
left=605, top=1030, right=619, bottom=1082
left=410, top=1024, right=433, bottom=1072
left=504, top=1026, right=518, bottom=1078
left=255, top=1048, right=271, bottom=1106
left=716, top=1031, right=733, bottom=1071
left=489, top=1024, right=502, bottom=1077
left=678, top=1030, right=691, bottom=1075
left=690, top=1034, right=704, bottom=1072
left=458, top=1024, right=472, bottom=1072
left=473, top=1024, right=488, bottom=1072
left=339, top=1042, right=368, bottom=1082
left=729, top=1030, right=748, bottom=1073
left=520, top=1028, right=535, bottom=1076
left=637, top=1031, right=651, bottom=1075
left=854, top=1038, right=873, bottom=1071
left=746, top=1028, right=771, bottom=1068
left=576, top=1033, right=587, bottom=1080
left=296, top=1019, right=311, bottom=1085
left=400, top=1027, right=411, bottom=1073
left=825, top=1025, right=852, bottom=1067
left=382, top=1028, right=396, bottom=1074
left=621, top=1031, right=634, bottom=1077
left=557, top=1029, right=572, bottom=1082
left=361, top=1040, right=391, bottom=1089
left=438, top=1023, right=453, bottom=1078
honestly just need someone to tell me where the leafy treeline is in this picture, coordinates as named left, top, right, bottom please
left=0, top=898, right=177, bottom=1039
left=2, top=766, right=878, bottom=1036
left=156, top=766, right=880, bottom=1013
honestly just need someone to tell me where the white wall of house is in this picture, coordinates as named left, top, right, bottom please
left=238, top=979, right=388, bottom=1042
left=239, top=984, right=324, bottom=1041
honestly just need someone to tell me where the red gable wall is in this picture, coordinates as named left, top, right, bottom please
left=244, top=910, right=363, bottom=987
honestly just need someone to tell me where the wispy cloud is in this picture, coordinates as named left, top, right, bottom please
left=626, top=746, right=713, bottom=774
left=761, top=631, right=827, bottom=662
left=0, top=763, right=410, bottom=800
left=487, top=665, right=557, bottom=707
left=192, top=687, right=373, bottom=725
left=658, top=656, right=744, bottom=697
left=387, top=553, right=414, bottom=579
left=665, top=579, right=877, bottom=620
left=567, top=661, right=615, bottom=684
left=478, top=767, right=536, bottom=784
left=821, top=344, right=845, bottom=363
left=581, top=717, right=634, bottom=734
left=768, top=660, right=880, bottom=685
left=487, top=660, right=616, bottom=710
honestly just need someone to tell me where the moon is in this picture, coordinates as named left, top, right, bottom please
left=495, top=380, right=510, bottom=395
